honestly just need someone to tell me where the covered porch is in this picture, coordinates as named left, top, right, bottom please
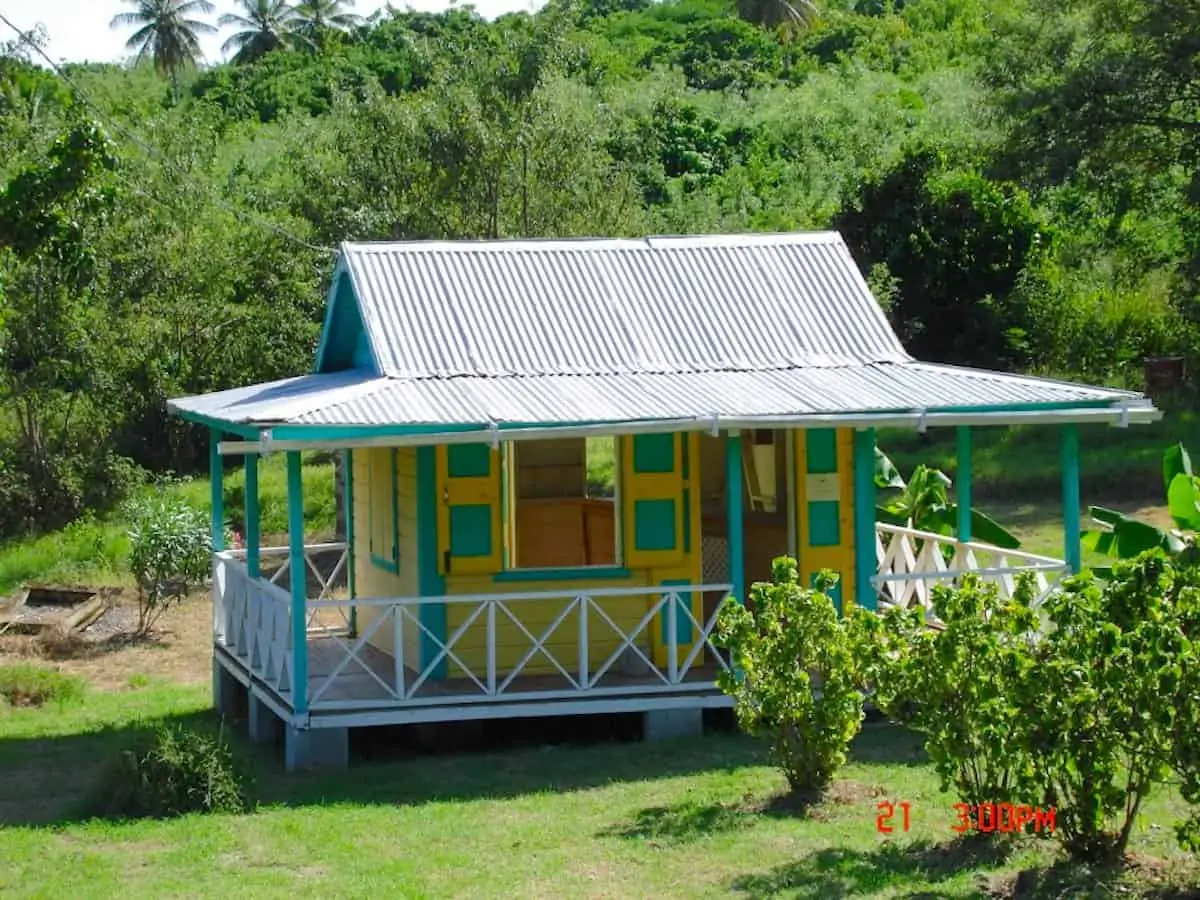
left=204, top=419, right=1087, bottom=771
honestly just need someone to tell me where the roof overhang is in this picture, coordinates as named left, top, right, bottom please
left=211, top=402, right=1162, bottom=456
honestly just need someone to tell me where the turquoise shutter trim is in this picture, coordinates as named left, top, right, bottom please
left=658, top=578, right=693, bottom=646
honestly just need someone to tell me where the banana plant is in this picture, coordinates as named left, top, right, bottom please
left=874, top=448, right=1021, bottom=549
left=1085, top=443, right=1199, bottom=559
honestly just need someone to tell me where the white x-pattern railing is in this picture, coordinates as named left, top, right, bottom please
left=213, top=550, right=294, bottom=695
left=305, top=583, right=734, bottom=711
left=873, top=523, right=1069, bottom=620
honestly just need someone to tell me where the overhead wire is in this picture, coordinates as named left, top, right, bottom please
left=0, top=10, right=337, bottom=256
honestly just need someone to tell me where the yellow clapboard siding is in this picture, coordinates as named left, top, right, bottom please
left=354, top=447, right=420, bottom=659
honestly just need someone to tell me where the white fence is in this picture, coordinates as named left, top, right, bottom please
left=873, top=523, right=1069, bottom=619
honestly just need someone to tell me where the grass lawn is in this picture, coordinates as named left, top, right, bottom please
left=0, top=680, right=1197, bottom=899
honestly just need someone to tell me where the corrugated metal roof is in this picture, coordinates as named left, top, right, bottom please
left=342, top=232, right=912, bottom=379
left=167, top=230, right=1158, bottom=435
left=169, top=362, right=1146, bottom=429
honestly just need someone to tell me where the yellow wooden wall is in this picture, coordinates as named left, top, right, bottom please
left=792, top=428, right=857, bottom=609
left=353, top=447, right=420, bottom=661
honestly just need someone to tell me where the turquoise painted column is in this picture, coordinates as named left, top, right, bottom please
left=245, top=453, right=261, bottom=578
left=853, top=428, right=877, bottom=611
left=1062, top=425, right=1082, bottom=573
left=209, top=430, right=225, bottom=551
left=956, top=426, right=972, bottom=543
left=286, top=451, right=309, bottom=715
left=416, top=447, right=448, bottom=679
left=726, top=431, right=746, bottom=604
left=344, top=450, right=357, bottom=637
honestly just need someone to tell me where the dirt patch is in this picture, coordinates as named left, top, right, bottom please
left=0, top=589, right=212, bottom=690
left=984, top=854, right=1200, bottom=899
left=754, top=779, right=887, bottom=821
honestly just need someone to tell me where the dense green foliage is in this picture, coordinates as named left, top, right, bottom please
left=124, top=495, right=213, bottom=634
left=3, top=0, right=1199, bottom=537
left=716, top=560, right=864, bottom=794
left=854, top=575, right=1039, bottom=811
left=856, top=552, right=1200, bottom=865
left=90, top=723, right=251, bottom=818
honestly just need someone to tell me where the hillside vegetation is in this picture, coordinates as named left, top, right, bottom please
left=1, top=0, right=1197, bottom=540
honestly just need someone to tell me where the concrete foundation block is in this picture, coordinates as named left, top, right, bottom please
left=213, top=658, right=241, bottom=720
left=285, top=725, right=349, bottom=772
left=248, top=692, right=281, bottom=745
left=643, top=707, right=704, bottom=741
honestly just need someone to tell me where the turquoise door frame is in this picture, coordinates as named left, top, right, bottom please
left=725, top=430, right=745, bottom=604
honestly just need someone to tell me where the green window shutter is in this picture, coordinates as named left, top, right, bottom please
left=623, top=434, right=685, bottom=569
left=437, top=443, right=502, bottom=575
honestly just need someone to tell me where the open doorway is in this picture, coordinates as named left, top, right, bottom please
left=698, top=430, right=792, bottom=606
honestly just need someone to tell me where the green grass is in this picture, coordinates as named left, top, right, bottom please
left=0, top=457, right=336, bottom=596
left=0, top=684, right=1195, bottom=898
left=0, top=664, right=85, bottom=709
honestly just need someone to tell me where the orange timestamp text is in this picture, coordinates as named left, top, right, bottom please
left=876, top=801, right=1056, bottom=834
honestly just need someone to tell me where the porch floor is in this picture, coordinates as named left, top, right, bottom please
left=304, top=635, right=726, bottom=705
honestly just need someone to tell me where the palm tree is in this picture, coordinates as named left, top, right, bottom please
left=735, top=0, right=819, bottom=35
left=110, top=0, right=216, bottom=96
left=290, top=0, right=365, bottom=50
left=219, top=0, right=298, bottom=64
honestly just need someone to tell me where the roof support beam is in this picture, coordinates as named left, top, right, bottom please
left=213, top=404, right=1161, bottom=457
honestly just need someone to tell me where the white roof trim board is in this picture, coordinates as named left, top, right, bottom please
left=168, top=232, right=1159, bottom=440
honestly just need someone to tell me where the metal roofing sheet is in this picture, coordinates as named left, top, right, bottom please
left=168, top=363, right=1144, bottom=429
left=341, top=232, right=912, bottom=379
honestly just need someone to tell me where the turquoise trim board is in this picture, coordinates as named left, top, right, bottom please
left=245, top=453, right=261, bottom=578
left=313, top=260, right=382, bottom=375
left=178, top=410, right=260, bottom=440
left=286, top=451, right=309, bottom=715
left=209, top=430, right=225, bottom=552
left=1062, top=425, right=1082, bottom=573
left=726, top=431, right=746, bottom=604
left=344, top=449, right=357, bottom=637
left=493, top=566, right=633, bottom=583
left=956, top=426, right=972, bottom=542
left=659, top=578, right=693, bottom=646
left=416, top=447, right=447, bottom=679
left=852, top=428, right=876, bottom=611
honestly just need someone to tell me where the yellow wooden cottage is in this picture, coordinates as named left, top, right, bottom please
left=169, top=232, right=1160, bottom=770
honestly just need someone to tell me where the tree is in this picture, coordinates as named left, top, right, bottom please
left=219, top=0, right=299, bottom=65
left=290, top=0, right=365, bottom=50
left=735, top=0, right=818, bottom=35
left=109, top=0, right=216, bottom=97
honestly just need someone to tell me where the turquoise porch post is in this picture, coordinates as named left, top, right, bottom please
left=209, top=430, right=225, bottom=552
left=853, top=428, right=877, bottom=611
left=1062, top=425, right=1082, bottom=573
left=956, top=426, right=972, bottom=542
left=344, top=449, right=357, bottom=637
left=287, top=451, right=309, bottom=715
left=245, top=453, right=261, bottom=578
left=726, top=431, right=745, bottom=604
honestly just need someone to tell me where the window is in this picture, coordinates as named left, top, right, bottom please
left=368, top=448, right=399, bottom=572
left=504, top=437, right=620, bottom=570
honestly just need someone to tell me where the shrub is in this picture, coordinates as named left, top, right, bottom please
left=715, top=558, right=864, bottom=796
left=1026, top=553, right=1187, bottom=864
left=0, top=663, right=85, bottom=708
left=854, top=575, right=1040, bottom=813
left=90, top=723, right=250, bottom=819
left=124, top=495, right=212, bottom=636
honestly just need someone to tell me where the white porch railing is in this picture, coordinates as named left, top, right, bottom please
left=873, top=523, right=1069, bottom=618
left=305, top=583, right=735, bottom=711
left=213, top=550, right=295, bottom=695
